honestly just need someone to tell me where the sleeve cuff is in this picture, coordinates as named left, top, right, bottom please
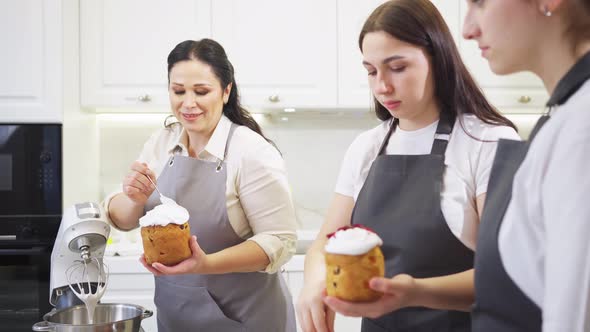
left=101, top=190, right=136, bottom=232
left=247, top=232, right=297, bottom=274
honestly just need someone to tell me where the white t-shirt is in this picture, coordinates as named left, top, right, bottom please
left=499, top=80, right=590, bottom=332
left=335, top=113, right=521, bottom=250
left=103, top=115, right=297, bottom=274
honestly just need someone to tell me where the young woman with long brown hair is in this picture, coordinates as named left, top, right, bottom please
left=297, top=1, right=519, bottom=331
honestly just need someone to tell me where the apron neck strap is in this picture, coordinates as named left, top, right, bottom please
left=222, top=123, right=238, bottom=161
left=430, top=111, right=455, bottom=156
left=171, top=122, right=239, bottom=160
left=377, top=118, right=398, bottom=156
left=377, top=112, right=456, bottom=156
left=527, top=114, right=550, bottom=142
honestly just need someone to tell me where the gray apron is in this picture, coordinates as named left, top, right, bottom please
left=471, top=119, right=548, bottom=332
left=352, top=113, right=473, bottom=332
left=145, top=124, right=296, bottom=332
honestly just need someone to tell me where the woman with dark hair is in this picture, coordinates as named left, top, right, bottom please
left=463, top=0, right=590, bottom=331
left=105, top=39, right=296, bottom=331
left=297, top=1, right=519, bottom=331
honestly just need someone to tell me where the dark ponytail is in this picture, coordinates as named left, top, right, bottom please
left=166, top=39, right=275, bottom=147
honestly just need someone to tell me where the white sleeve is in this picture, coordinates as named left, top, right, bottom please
left=237, top=144, right=298, bottom=274
left=542, top=125, right=590, bottom=332
left=334, top=135, right=365, bottom=197
left=474, top=125, right=521, bottom=196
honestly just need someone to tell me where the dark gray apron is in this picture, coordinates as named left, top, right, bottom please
left=473, top=49, right=590, bottom=332
left=471, top=117, right=549, bottom=331
left=352, top=113, right=474, bottom=332
left=145, top=124, right=296, bottom=332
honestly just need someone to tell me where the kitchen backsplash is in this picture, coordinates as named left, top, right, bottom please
left=97, top=111, right=542, bottom=230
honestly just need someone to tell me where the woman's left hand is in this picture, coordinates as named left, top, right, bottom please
left=323, top=274, right=417, bottom=319
left=139, top=235, right=210, bottom=276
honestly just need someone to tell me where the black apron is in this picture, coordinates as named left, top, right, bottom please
left=352, top=113, right=474, bottom=332
left=471, top=116, right=550, bottom=331
left=472, top=50, right=590, bottom=332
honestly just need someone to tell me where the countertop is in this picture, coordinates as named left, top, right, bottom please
left=104, top=254, right=305, bottom=274
left=103, top=229, right=316, bottom=273
left=106, top=229, right=317, bottom=255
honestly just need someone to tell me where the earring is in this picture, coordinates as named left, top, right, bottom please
left=543, top=4, right=552, bottom=17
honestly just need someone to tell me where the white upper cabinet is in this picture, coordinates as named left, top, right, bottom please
left=80, top=0, right=211, bottom=109
left=0, top=0, right=62, bottom=123
left=210, top=0, right=338, bottom=109
left=431, top=0, right=461, bottom=42
left=337, top=0, right=386, bottom=109
left=337, top=0, right=460, bottom=109
left=457, top=1, right=548, bottom=109
left=79, top=0, right=547, bottom=111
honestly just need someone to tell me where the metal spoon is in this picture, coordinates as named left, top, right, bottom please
left=145, top=175, right=163, bottom=198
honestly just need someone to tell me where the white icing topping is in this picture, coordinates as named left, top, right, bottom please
left=324, top=227, right=383, bottom=255
left=139, top=195, right=189, bottom=227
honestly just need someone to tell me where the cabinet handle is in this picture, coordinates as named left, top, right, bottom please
left=518, top=95, right=532, bottom=104
left=268, top=94, right=280, bottom=103
left=138, top=94, right=152, bottom=102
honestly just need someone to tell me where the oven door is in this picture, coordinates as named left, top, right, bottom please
left=0, top=124, right=62, bottom=216
left=0, top=244, right=52, bottom=332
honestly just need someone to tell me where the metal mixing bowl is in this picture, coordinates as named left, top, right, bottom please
left=32, top=303, right=152, bottom=332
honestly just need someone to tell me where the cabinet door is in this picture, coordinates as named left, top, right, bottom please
left=337, top=0, right=461, bottom=108
left=287, top=270, right=362, bottom=332
left=0, top=0, right=62, bottom=123
left=102, top=271, right=156, bottom=332
left=337, top=0, right=386, bottom=108
left=457, top=1, right=548, bottom=109
left=80, top=0, right=211, bottom=108
left=431, top=0, right=461, bottom=43
left=210, top=0, right=338, bottom=109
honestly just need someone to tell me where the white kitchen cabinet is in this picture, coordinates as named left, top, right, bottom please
left=80, top=0, right=545, bottom=112
left=337, top=0, right=386, bottom=109
left=285, top=256, right=362, bottom=332
left=102, top=256, right=158, bottom=332
left=457, top=1, right=549, bottom=109
left=210, top=0, right=338, bottom=109
left=337, top=0, right=461, bottom=108
left=103, top=254, right=360, bottom=332
left=80, top=0, right=211, bottom=109
left=0, top=0, right=62, bottom=123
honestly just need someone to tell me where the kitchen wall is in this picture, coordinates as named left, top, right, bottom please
left=96, top=111, right=379, bottom=230
left=95, top=110, right=542, bottom=231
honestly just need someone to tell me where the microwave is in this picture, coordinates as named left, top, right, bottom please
left=0, top=124, right=62, bottom=332
left=0, top=124, right=61, bottom=217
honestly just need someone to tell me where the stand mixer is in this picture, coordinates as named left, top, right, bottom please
left=32, top=202, right=152, bottom=331
left=50, top=202, right=110, bottom=310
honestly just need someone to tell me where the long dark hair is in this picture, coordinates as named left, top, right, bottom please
left=166, top=39, right=275, bottom=146
left=359, top=0, right=516, bottom=134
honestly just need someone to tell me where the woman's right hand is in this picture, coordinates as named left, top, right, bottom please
left=122, top=161, right=156, bottom=205
left=297, top=279, right=336, bottom=332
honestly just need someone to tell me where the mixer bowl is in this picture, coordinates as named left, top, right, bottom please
left=32, top=303, right=152, bottom=332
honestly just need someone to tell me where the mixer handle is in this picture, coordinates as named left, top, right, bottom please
left=32, top=321, right=55, bottom=331
left=142, top=309, right=154, bottom=319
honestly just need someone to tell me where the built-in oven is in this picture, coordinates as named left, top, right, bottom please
left=0, top=124, right=62, bottom=332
